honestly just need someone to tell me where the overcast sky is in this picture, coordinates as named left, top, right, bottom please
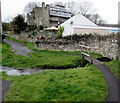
left=1, top=0, right=119, bottom=24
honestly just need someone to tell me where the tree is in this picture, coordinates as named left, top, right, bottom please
left=86, top=14, right=107, bottom=25
left=64, top=1, right=106, bottom=25
left=23, top=2, right=41, bottom=20
left=64, top=1, right=77, bottom=15
left=77, top=1, right=96, bottom=17
left=12, top=15, right=27, bottom=34
left=57, top=26, right=64, bottom=38
left=2, top=22, right=13, bottom=31
left=64, top=1, right=96, bottom=16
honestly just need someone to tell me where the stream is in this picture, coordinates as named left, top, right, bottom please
left=0, top=66, right=60, bottom=76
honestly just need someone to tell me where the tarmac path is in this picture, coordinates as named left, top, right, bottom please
left=85, top=57, right=120, bottom=102
left=4, top=39, right=33, bottom=57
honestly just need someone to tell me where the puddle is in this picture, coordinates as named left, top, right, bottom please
left=0, top=66, right=59, bottom=76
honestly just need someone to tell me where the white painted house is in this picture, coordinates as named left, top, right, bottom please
left=60, top=13, right=118, bottom=36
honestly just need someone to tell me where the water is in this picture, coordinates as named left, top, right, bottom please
left=0, top=66, right=59, bottom=76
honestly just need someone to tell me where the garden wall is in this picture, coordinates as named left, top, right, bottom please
left=36, top=34, right=119, bottom=59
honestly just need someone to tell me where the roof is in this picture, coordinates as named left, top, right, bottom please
left=60, top=13, right=97, bottom=27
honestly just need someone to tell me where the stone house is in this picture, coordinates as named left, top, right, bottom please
left=27, top=2, right=71, bottom=28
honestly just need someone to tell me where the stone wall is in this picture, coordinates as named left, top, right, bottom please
left=7, top=34, right=36, bottom=42
left=36, top=34, right=119, bottom=59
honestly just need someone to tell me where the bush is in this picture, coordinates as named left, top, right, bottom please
left=57, top=26, right=64, bottom=38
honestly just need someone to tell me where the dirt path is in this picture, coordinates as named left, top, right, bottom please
left=4, top=39, right=33, bottom=57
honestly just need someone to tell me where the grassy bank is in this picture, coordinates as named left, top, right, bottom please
left=2, top=42, right=84, bottom=69
left=2, top=65, right=108, bottom=101
left=104, top=60, right=120, bottom=80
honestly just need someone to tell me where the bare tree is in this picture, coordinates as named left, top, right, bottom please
left=77, top=1, right=96, bottom=16
left=64, top=1, right=106, bottom=24
left=64, top=2, right=77, bottom=15
left=97, top=19, right=107, bottom=25
left=89, top=14, right=100, bottom=24
left=23, top=2, right=41, bottom=20
left=87, top=14, right=107, bottom=24
left=64, top=1, right=96, bottom=16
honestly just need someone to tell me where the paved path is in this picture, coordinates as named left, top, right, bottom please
left=85, top=57, right=120, bottom=102
left=0, top=79, right=12, bottom=102
left=4, top=39, right=33, bottom=57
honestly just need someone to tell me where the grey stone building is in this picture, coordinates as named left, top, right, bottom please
left=27, top=2, right=71, bottom=28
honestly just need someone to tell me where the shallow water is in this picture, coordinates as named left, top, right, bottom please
left=0, top=66, right=59, bottom=76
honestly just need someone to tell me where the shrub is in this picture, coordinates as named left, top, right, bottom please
left=57, top=26, right=64, bottom=38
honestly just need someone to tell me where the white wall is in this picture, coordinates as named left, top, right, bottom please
left=74, top=28, right=109, bottom=34
left=60, top=13, right=97, bottom=36
left=61, top=23, right=74, bottom=36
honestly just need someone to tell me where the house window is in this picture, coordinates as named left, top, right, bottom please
left=70, top=21, right=73, bottom=24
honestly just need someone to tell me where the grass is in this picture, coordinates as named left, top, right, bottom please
left=2, top=65, right=108, bottom=101
left=104, top=60, right=120, bottom=80
left=2, top=42, right=84, bottom=69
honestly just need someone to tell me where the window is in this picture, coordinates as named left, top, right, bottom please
left=70, top=21, right=73, bottom=24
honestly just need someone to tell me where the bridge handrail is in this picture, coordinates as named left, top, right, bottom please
left=79, top=45, right=93, bottom=63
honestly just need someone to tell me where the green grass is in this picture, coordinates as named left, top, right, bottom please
left=2, top=65, right=108, bottom=101
left=104, top=60, right=120, bottom=80
left=2, top=42, right=84, bottom=69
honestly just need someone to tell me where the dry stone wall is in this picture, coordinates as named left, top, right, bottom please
left=36, top=34, right=119, bottom=59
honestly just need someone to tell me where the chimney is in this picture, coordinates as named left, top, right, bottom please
left=46, top=4, right=49, bottom=9
left=42, top=2, right=45, bottom=8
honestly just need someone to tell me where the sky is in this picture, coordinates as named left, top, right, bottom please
left=1, top=0, right=120, bottom=24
